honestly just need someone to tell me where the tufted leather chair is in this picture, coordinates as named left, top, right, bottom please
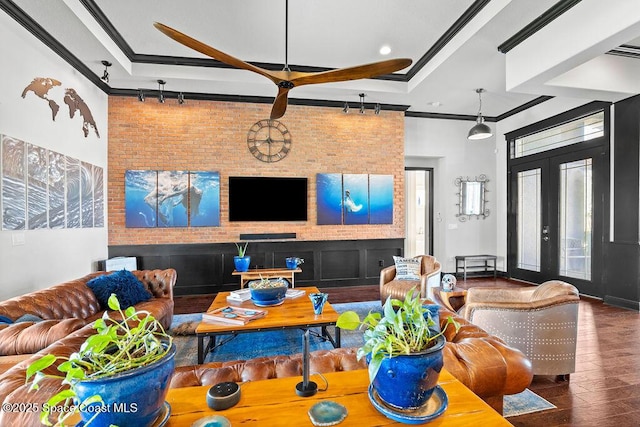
left=169, top=304, right=533, bottom=414
left=0, top=269, right=176, bottom=356
left=459, top=280, right=579, bottom=379
left=379, top=255, right=441, bottom=303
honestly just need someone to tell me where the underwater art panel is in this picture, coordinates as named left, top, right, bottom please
left=189, top=171, right=220, bottom=227
left=343, top=174, right=369, bottom=225
left=369, top=174, right=394, bottom=224
left=316, top=173, right=343, bottom=225
left=125, top=170, right=157, bottom=228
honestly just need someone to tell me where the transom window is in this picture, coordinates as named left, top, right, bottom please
left=510, top=111, right=604, bottom=159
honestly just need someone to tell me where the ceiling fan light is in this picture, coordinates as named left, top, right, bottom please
left=467, top=118, right=493, bottom=140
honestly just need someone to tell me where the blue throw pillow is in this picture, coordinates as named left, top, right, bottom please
left=87, top=270, right=152, bottom=310
left=15, top=314, right=44, bottom=323
left=0, top=315, right=14, bottom=324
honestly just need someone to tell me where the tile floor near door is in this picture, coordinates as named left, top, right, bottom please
left=173, top=278, right=640, bottom=426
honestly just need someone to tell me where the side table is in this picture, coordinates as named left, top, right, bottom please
left=232, top=267, right=302, bottom=288
left=437, top=286, right=467, bottom=312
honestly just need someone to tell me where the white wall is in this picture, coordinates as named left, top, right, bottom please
left=405, top=117, right=498, bottom=273
left=404, top=96, right=592, bottom=275
left=0, top=12, right=108, bottom=299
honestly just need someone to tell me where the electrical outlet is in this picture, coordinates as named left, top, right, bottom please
left=378, top=260, right=384, bottom=267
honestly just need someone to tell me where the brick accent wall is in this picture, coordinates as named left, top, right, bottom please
left=107, top=96, right=405, bottom=245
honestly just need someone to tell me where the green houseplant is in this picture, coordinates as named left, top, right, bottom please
left=26, top=294, right=175, bottom=427
left=234, top=242, right=250, bottom=272
left=337, top=289, right=460, bottom=410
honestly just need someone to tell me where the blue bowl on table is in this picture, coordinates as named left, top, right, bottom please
left=248, top=278, right=289, bottom=307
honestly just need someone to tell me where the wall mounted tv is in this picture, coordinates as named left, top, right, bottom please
left=228, top=176, right=308, bottom=222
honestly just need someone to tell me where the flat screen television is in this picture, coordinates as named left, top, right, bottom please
left=228, top=176, right=308, bottom=222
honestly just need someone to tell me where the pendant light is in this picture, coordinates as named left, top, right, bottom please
left=467, top=88, right=492, bottom=140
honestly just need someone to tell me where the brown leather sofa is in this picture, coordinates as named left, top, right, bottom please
left=0, top=269, right=176, bottom=356
left=170, top=304, right=533, bottom=414
left=379, top=255, right=442, bottom=303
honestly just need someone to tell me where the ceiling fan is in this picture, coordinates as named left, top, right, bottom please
left=153, top=2, right=411, bottom=120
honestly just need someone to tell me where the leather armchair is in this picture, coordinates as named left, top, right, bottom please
left=379, top=255, right=441, bottom=303
left=459, top=280, right=579, bottom=378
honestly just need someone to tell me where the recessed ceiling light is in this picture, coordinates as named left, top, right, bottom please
left=379, top=45, right=391, bottom=55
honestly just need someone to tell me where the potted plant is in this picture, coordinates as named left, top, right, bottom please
left=26, top=294, right=175, bottom=427
left=337, top=289, right=460, bottom=410
left=234, top=242, right=250, bottom=272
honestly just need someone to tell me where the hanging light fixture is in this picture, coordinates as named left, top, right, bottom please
left=359, top=93, right=366, bottom=114
left=157, top=80, right=166, bottom=103
left=100, top=60, right=112, bottom=83
left=467, top=88, right=492, bottom=140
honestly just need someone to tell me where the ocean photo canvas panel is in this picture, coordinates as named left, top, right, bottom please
left=125, top=170, right=158, bottom=228
left=316, top=173, right=343, bottom=225
left=343, top=174, right=369, bottom=225
left=369, top=174, right=393, bottom=224
left=156, top=171, right=188, bottom=228
left=189, top=171, right=220, bottom=227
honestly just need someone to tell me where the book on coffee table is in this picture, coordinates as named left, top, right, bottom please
left=286, top=289, right=305, bottom=299
left=202, top=306, right=267, bottom=325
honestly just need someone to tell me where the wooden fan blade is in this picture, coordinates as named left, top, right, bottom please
left=154, top=22, right=279, bottom=84
left=291, top=58, right=412, bottom=87
left=270, top=87, right=291, bottom=120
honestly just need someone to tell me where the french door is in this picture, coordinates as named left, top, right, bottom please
left=508, top=147, right=604, bottom=297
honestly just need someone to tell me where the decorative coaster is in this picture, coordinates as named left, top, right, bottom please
left=191, top=415, right=231, bottom=427
left=308, top=400, right=348, bottom=426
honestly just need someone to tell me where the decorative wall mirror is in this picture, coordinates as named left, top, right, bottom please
left=455, top=175, right=489, bottom=221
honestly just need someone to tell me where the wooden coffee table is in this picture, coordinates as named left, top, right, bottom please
left=165, top=368, right=512, bottom=426
left=195, top=286, right=340, bottom=364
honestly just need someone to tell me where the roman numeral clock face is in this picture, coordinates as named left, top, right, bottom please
left=247, top=119, right=292, bottom=163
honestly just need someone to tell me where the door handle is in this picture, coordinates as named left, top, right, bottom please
left=542, top=225, right=549, bottom=242
left=542, top=235, right=549, bottom=241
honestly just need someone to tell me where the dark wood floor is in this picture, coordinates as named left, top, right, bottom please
left=173, top=278, right=640, bottom=426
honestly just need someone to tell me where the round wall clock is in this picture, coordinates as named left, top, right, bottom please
left=247, top=119, right=292, bottom=162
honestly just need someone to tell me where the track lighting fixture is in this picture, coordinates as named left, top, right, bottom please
left=100, top=60, right=111, bottom=83
left=178, top=92, right=185, bottom=105
left=467, top=88, right=492, bottom=140
left=157, top=80, right=166, bottom=103
left=137, top=90, right=145, bottom=102
left=341, top=94, right=383, bottom=116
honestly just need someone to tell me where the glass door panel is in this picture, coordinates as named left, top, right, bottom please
left=517, top=169, right=542, bottom=272
left=558, top=159, right=592, bottom=280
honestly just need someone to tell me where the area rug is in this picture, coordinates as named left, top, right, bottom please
left=503, top=388, right=556, bottom=417
left=169, top=300, right=381, bottom=366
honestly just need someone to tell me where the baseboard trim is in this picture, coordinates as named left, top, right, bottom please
left=603, top=295, right=640, bottom=311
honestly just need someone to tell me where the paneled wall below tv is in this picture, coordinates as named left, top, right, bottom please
left=108, top=238, right=404, bottom=296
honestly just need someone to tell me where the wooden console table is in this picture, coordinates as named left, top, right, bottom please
left=233, top=267, right=302, bottom=288
left=455, top=254, right=497, bottom=280
left=165, top=368, right=511, bottom=426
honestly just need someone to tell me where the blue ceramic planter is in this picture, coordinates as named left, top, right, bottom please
left=73, top=343, right=176, bottom=427
left=372, top=335, right=445, bottom=409
left=234, top=256, right=250, bottom=272
left=248, top=279, right=288, bottom=306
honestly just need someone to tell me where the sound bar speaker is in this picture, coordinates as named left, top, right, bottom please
left=239, top=233, right=296, bottom=240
